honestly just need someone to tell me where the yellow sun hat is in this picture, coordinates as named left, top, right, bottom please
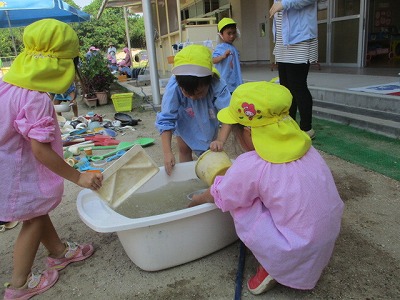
left=217, top=17, right=236, bottom=32
left=172, top=44, right=220, bottom=78
left=217, top=81, right=311, bottom=163
left=3, top=19, right=79, bottom=94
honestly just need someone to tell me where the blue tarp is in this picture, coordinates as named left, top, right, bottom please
left=0, top=0, right=91, bottom=28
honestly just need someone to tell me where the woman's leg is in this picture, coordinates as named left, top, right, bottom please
left=278, top=63, right=298, bottom=121
left=11, top=214, right=64, bottom=288
left=176, top=136, right=193, bottom=162
left=281, top=62, right=313, bottom=131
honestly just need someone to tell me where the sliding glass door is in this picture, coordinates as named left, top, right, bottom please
left=318, top=0, right=366, bottom=66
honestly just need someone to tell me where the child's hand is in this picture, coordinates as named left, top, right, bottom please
left=77, top=172, right=103, bottom=190
left=212, top=51, right=231, bottom=64
left=164, top=152, right=176, bottom=176
left=223, top=50, right=231, bottom=58
left=188, top=189, right=214, bottom=207
left=210, top=140, right=224, bottom=152
left=269, top=2, right=283, bottom=18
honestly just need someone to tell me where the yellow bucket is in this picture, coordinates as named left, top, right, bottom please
left=195, top=150, right=232, bottom=186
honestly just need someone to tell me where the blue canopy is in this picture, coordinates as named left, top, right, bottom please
left=0, top=0, right=91, bottom=28
left=0, top=0, right=91, bottom=55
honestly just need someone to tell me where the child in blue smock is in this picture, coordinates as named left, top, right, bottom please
left=212, top=18, right=243, bottom=93
left=155, top=45, right=231, bottom=175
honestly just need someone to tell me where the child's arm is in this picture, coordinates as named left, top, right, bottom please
left=31, top=139, right=102, bottom=190
left=188, top=188, right=214, bottom=207
left=212, top=50, right=231, bottom=64
left=160, top=130, right=175, bottom=175
left=210, top=123, right=231, bottom=152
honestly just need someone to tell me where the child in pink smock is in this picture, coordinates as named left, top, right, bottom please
left=0, top=19, right=103, bottom=300
left=189, top=81, right=344, bottom=295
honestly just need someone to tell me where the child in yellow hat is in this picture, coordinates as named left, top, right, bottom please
left=155, top=44, right=231, bottom=175
left=0, top=19, right=103, bottom=299
left=212, top=17, right=243, bottom=93
left=189, top=82, right=344, bottom=295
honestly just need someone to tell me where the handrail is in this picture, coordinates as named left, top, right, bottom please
left=0, top=56, right=16, bottom=68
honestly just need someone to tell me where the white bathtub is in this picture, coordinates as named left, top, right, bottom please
left=77, top=161, right=238, bottom=271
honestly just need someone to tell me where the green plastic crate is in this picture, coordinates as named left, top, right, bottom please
left=111, top=93, right=133, bottom=112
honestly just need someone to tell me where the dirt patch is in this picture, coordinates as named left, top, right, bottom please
left=332, top=171, right=372, bottom=202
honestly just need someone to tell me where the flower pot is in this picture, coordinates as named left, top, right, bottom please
left=83, top=96, right=98, bottom=108
left=95, top=91, right=108, bottom=105
left=118, top=74, right=127, bottom=82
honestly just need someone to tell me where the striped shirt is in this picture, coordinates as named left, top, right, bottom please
left=273, top=12, right=318, bottom=64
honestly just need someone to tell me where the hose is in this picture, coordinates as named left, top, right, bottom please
left=234, top=241, right=246, bottom=300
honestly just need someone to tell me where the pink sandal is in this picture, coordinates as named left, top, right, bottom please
left=46, top=241, right=94, bottom=271
left=4, top=269, right=59, bottom=300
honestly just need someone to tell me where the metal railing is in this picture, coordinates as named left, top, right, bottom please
left=0, top=56, right=16, bottom=68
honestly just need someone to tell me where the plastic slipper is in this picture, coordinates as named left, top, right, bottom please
left=114, top=113, right=141, bottom=126
left=0, top=221, right=19, bottom=232
left=46, top=241, right=95, bottom=271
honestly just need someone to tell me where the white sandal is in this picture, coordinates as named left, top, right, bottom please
left=0, top=221, right=19, bottom=232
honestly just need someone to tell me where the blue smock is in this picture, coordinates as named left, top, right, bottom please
left=213, top=43, right=243, bottom=93
left=155, top=76, right=230, bottom=153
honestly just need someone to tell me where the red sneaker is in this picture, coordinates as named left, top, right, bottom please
left=247, top=265, right=277, bottom=295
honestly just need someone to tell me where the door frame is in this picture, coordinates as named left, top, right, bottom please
left=319, top=0, right=367, bottom=67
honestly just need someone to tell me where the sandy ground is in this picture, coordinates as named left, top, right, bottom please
left=1, top=98, right=400, bottom=300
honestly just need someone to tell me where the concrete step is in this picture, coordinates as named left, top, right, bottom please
left=314, top=99, right=400, bottom=122
left=310, top=87, right=400, bottom=114
left=310, top=87, right=400, bottom=139
left=313, top=105, right=400, bottom=139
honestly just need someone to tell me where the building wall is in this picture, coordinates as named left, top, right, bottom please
left=154, top=0, right=399, bottom=69
left=241, top=0, right=271, bottom=62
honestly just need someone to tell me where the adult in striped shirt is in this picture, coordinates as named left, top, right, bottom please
left=270, top=0, right=318, bottom=139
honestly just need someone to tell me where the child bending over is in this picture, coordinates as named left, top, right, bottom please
left=155, top=45, right=231, bottom=175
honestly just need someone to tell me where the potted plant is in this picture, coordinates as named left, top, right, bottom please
left=79, top=53, right=115, bottom=106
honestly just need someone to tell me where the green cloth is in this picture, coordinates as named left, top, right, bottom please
left=312, top=118, right=400, bottom=181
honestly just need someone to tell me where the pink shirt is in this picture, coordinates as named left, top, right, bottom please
left=119, top=49, right=132, bottom=68
left=211, top=148, right=344, bottom=289
left=0, top=80, right=63, bottom=221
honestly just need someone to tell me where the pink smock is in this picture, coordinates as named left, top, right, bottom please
left=211, top=147, right=344, bottom=290
left=0, top=80, right=64, bottom=222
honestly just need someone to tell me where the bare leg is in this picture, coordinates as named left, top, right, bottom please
left=11, top=214, right=65, bottom=288
left=70, top=100, right=78, bottom=118
left=70, top=91, right=78, bottom=118
left=176, top=136, right=193, bottom=162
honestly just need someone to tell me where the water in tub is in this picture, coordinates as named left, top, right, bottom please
left=114, top=179, right=208, bottom=218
